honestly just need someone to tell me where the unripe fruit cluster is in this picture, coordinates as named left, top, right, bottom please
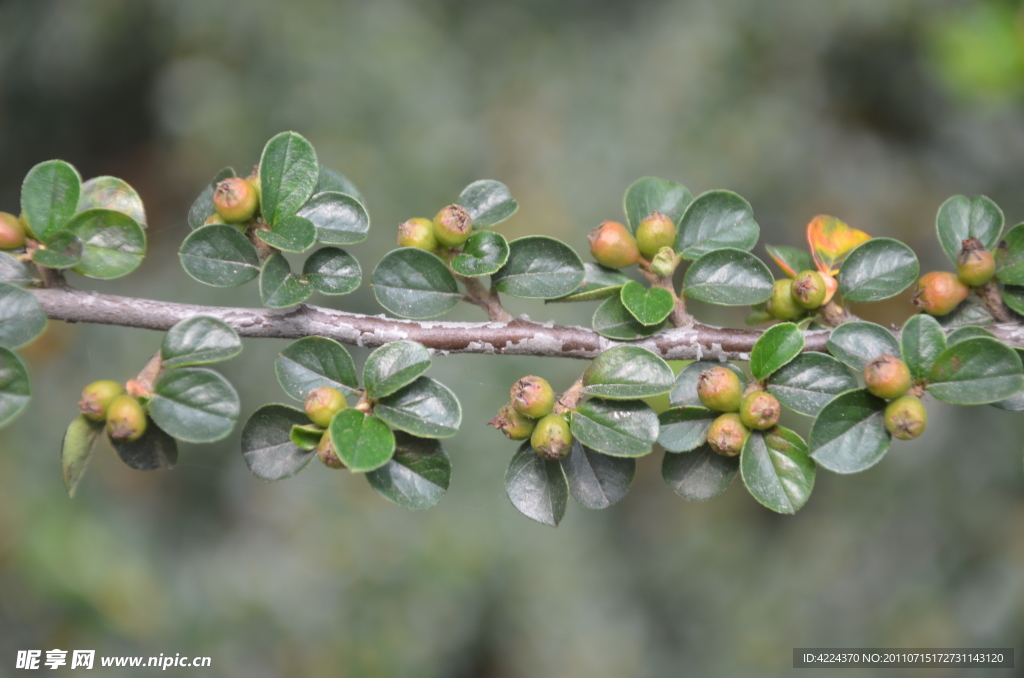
left=913, top=238, right=994, bottom=317
left=79, top=380, right=147, bottom=442
left=398, top=205, right=474, bottom=251
left=587, top=211, right=679, bottom=270
left=489, top=376, right=573, bottom=459
left=696, top=366, right=781, bottom=456
left=766, top=270, right=831, bottom=321
left=861, top=354, right=928, bottom=440
left=302, top=386, right=348, bottom=469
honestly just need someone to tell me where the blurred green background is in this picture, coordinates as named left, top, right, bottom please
left=2, top=0, right=1024, bottom=676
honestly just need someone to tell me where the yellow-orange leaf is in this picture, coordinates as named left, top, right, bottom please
left=807, top=215, right=871, bottom=274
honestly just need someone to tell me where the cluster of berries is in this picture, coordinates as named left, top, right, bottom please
left=587, top=212, right=676, bottom=270
left=489, top=376, right=573, bottom=460
left=79, top=380, right=148, bottom=443
left=913, top=237, right=996, bottom=315
left=764, top=269, right=831, bottom=321
left=696, top=367, right=781, bottom=456
left=302, top=386, right=349, bottom=469
left=205, top=174, right=261, bottom=227
left=863, top=355, right=927, bottom=440
left=397, top=205, right=473, bottom=252
left=0, top=212, right=27, bottom=251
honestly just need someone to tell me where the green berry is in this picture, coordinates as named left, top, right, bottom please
left=316, top=429, right=345, bottom=469
left=791, top=270, right=827, bottom=309
left=398, top=217, right=439, bottom=251
left=106, top=395, right=147, bottom=442
left=588, top=221, right=640, bottom=269
left=304, top=386, right=347, bottom=428
left=766, top=279, right=804, bottom=321
left=739, top=390, right=781, bottom=430
left=204, top=213, right=227, bottom=226
left=213, top=177, right=259, bottom=223
left=884, top=395, right=927, bottom=440
left=697, top=366, right=744, bottom=413
left=913, top=271, right=969, bottom=316
left=635, top=211, right=677, bottom=260
left=707, top=413, right=749, bottom=456
left=432, top=204, right=473, bottom=248
left=0, top=212, right=26, bottom=250
left=956, top=237, right=996, bottom=287
left=863, top=354, right=912, bottom=400
left=79, top=380, right=125, bottom=422
left=488, top=402, right=536, bottom=440
left=511, top=376, right=556, bottom=418
left=530, top=413, right=573, bottom=460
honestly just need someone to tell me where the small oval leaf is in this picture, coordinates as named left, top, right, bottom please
left=329, top=409, right=396, bottom=473
left=996, top=223, right=1024, bottom=285
left=560, top=440, right=635, bottom=510
left=505, top=442, right=568, bottom=527
left=766, top=353, right=858, bottom=416
left=740, top=427, right=815, bottom=514
left=259, top=131, right=319, bottom=226
left=148, top=367, right=240, bottom=443
left=297, top=191, right=370, bottom=245
left=366, top=432, right=451, bottom=510
left=581, top=345, right=674, bottom=399
left=371, top=247, right=461, bottom=319
left=373, top=376, right=461, bottom=439
left=623, top=176, right=693, bottom=234
left=450, top=230, right=509, bottom=277
left=838, top=238, right=919, bottom=302
left=900, top=314, right=947, bottom=381
left=0, top=252, right=35, bottom=286
left=161, top=316, right=242, bottom=368
left=259, top=253, right=312, bottom=309
left=619, top=281, right=674, bottom=326
left=682, top=248, right=774, bottom=306
left=315, top=166, right=365, bottom=206
left=661, top=445, right=738, bottom=501
left=491, top=236, right=585, bottom=299
left=256, top=215, right=316, bottom=253
left=548, top=263, right=632, bottom=303
left=110, top=419, right=178, bottom=471
left=0, top=282, right=47, bottom=349
left=765, top=244, right=815, bottom=279
left=31, top=231, right=83, bottom=270
left=457, top=179, right=519, bottom=228
left=21, top=159, right=81, bottom=240
left=676, top=190, right=759, bottom=260
left=0, top=347, right=30, bottom=427
left=363, top=340, right=431, bottom=399
left=750, top=322, right=805, bottom=381
left=570, top=398, right=659, bottom=457
left=78, top=176, right=147, bottom=226
left=64, top=209, right=146, bottom=280
left=826, top=321, right=900, bottom=371
left=179, top=224, right=261, bottom=287
left=928, top=337, right=1024, bottom=405
left=809, top=389, right=890, bottom=474
left=591, top=295, right=665, bottom=340
left=241, top=404, right=317, bottom=480
left=302, top=247, right=361, bottom=296
left=62, top=415, right=104, bottom=498
left=275, top=336, right=358, bottom=400
left=936, top=194, right=1003, bottom=266
left=657, top=407, right=716, bottom=452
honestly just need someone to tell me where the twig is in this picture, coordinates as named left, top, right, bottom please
left=975, top=280, right=1013, bottom=323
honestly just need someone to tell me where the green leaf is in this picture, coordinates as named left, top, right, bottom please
left=900, top=314, right=947, bottom=381
left=457, top=179, right=518, bottom=228
left=935, top=297, right=993, bottom=327
left=996, top=223, right=1024, bottom=284
left=581, top=345, right=674, bottom=399
left=315, top=166, right=365, bottom=206
left=61, top=415, right=104, bottom=498
left=740, top=427, right=815, bottom=514
left=657, top=407, right=716, bottom=452
left=363, top=340, right=431, bottom=399
left=809, top=389, right=890, bottom=474
left=259, top=253, right=312, bottom=309
left=668, top=361, right=746, bottom=408
left=591, top=295, right=665, bottom=340
left=21, top=159, right=81, bottom=240
left=662, top=445, right=738, bottom=501
left=257, top=215, right=316, bottom=253
left=750, top=322, right=805, bottom=381
left=161, top=316, right=242, bottom=368
left=302, top=247, right=361, bottom=295
left=619, top=281, right=674, bottom=326
left=622, top=176, right=693, bottom=234
left=570, top=398, right=659, bottom=457
left=148, top=367, right=240, bottom=443
left=491, top=236, right=585, bottom=299
left=676, top=190, right=759, bottom=260
left=366, top=432, right=451, bottom=510
left=78, top=176, right=147, bottom=226
left=296, top=191, right=370, bottom=245
left=329, top=409, right=396, bottom=473
left=838, top=238, right=919, bottom=302
left=765, top=244, right=815, bottom=278
left=450, top=230, right=509, bottom=277
left=289, top=424, right=324, bottom=451
left=560, top=440, right=635, bottom=509
left=64, top=209, right=146, bottom=280
left=259, top=131, right=319, bottom=226
left=0, top=252, right=35, bottom=286
left=682, top=248, right=774, bottom=306
left=928, top=337, right=1024, bottom=404
left=110, top=419, right=178, bottom=471
left=179, top=224, right=261, bottom=287
left=505, top=442, right=568, bottom=527
left=275, top=336, right=358, bottom=400
left=946, top=326, right=995, bottom=345
left=0, top=282, right=47, bottom=349
left=374, top=376, right=461, bottom=438
left=188, top=167, right=235, bottom=230
left=240, top=404, right=317, bottom=480
left=1001, top=285, right=1024, bottom=315
left=766, top=353, right=858, bottom=416
left=547, top=263, right=632, bottom=303
left=31, top=231, right=82, bottom=269
left=371, top=247, right=460, bottom=319
left=936, top=194, right=1003, bottom=266
left=0, top=347, right=30, bottom=427
left=826, top=321, right=900, bottom=371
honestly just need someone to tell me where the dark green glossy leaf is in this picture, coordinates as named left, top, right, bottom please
left=257, top=215, right=316, bottom=253
left=61, top=415, right=103, bottom=498
left=935, top=297, right=993, bottom=327
left=78, top=176, right=147, bottom=226
left=900, top=314, right=947, bottom=380
left=329, top=409, right=395, bottom=473
left=161, top=316, right=242, bottom=368
left=662, top=445, right=738, bottom=501
left=623, top=176, right=692, bottom=234
left=1002, top=285, right=1024, bottom=315
left=240, top=404, right=317, bottom=480
left=363, top=340, right=431, bottom=399
left=809, top=389, right=890, bottom=474
left=928, top=337, right=1024, bottom=404
left=374, top=376, right=461, bottom=438
left=259, top=131, right=319, bottom=225
left=188, top=167, right=235, bottom=230
left=289, top=424, right=323, bottom=451
left=619, top=281, right=674, bottom=326
left=996, top=223, right=1024, bottom=285
left=765, top=244, right=815, bottom=278
left=297, top=191, right=370, bottom=245
left=936, top=194, right=1003, bottom=266
left=366, top=432, right=451, bottom=510
left=560, top=440, right=635, bottom=509
left=275, top=336, right=358, bottom=400
left=21, top=159, right=80, bottom=240
left=64, top=209, right=146, bottom=280
left=179, top=224, right=261, bottom=287
left=505, top=442, right=568, bottom=527
left=548, top=263, right=631, bottom=303
left=676, top=190, right=759, bottom=260
left=946, top=326, right=995, bottom=345
left=260, top=253, right=312, bottom=309
left=682, top=248, right=774, bottom=306
left=491, top=236, right=585, bottom=299
left=0, top=282, right=47, bottom=349
left=450, top=230, right=509, bottom=277
left=32, top=231, right=82, bottom=269
left=750, top=322, right=804, bottom=381
left=457, top=179, right=518, bottom=228
left=826, top=321, right=900, bottom=371
left=302, top=247, right=361, bottom=295
left=591, top=295, right=665, bottom=340
left=581, top=345, right=674, bottom=399
left=148, top=367, right=240, bottom=443
left=315, top=166, right=365, bottom=206
left=838, top=238, right=919, bottom=302
left=0, top=252, right=34, bottom=286
left=371, top=247, right=460, bottom=319
left=570, top=398, right=659, bottom=457
left=110, top=419, right=178, bottom=471
left=668, top=361, right=746, bottom=408
left=657, top=407, right=716, bottom=452
left=740, top=427, right=815, bottom=514
left=0, top=347, right=30, bottom=427
left=766, top=353, right=858, bottom=416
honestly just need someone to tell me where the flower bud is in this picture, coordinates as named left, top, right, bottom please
left=587, top=221, right=640, bottom=269
left=0, top=212, right=26, bottom=250
left=956, top=237, right=996, bottom=287
left=707, top=413, right=749, bottom=456
left=488, top=402, right=536, bottom=440
left=863, top=354, right=912, bottom=400
left=884, top=395, right=927, bottom=440
left=213, top=177, right=260, bottom=223
left=649, top=246, right=679, bottom=277
left=398, top=217, right=440, bottom=251
left=697, top=366, right=744, bottom=412
left=316, top=429, right=345, bottom=469
left=510, top=375, right=556, bottom=418
left=739, top=390, right=781, bottom=430
left=105, top=395, right=147, bottom=442
left=79, top=380, right=125, bottom=422
left=304, top=386, right=347, bottom=428
left=791, top=270, right=827, bottom=309
left=913, top=271, right=969, bottom=316
left=432, top=204, right=473, bottom=248
left=766, top=279, right=804, bottom=321
left=635, top=211, right=677, bottom=260
left=530, top=413, right=573, bottom=460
